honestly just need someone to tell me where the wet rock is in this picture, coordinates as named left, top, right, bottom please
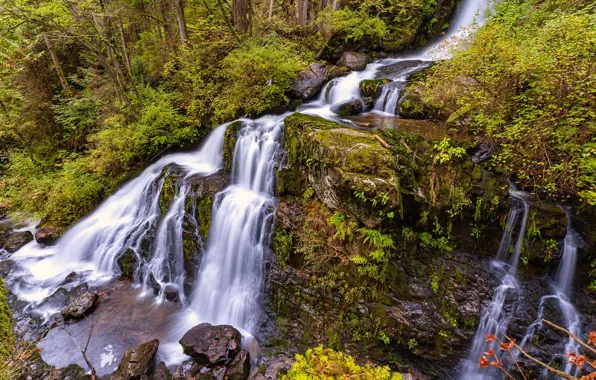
left=57, top=363, right=91, bottom=379
left=227, top=350, right=250, bottom=380
left=0, top=259, right=14, bottom=276
left=172, top=359, right=199, bottom=379
left=117, top=249, right=138, bottom=279
left=263, top=355, right=293, bottom=379
left=472, top=143, right=493, bottom=164
left=293, top=63, right=347, bottom=100
left=61, top=291, right=98, bottom=321
left=359, top=79, right=390, bottom=98
left=34, top=222, right=64, bottom=246
left=376, top=60, right=430, bottom=80
left=163, top=284, right=180, bottom=302
left=114, top=339, right=159, bottom=380
left=3, top=230, right=33, bottom=253
left=61, top=271, right=78, bottom=285
left=337, top=51, right=369, bottom=71
left=151, top=361, right=171, bottom=380
left=179, top=323, right=241, bottom=366
left=330, top=98, right=365, bottom=116
left=223, top=121, right=244, bottom=173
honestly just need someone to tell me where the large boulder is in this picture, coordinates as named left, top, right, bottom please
left=398, top=93, right=439, bottom=119
left=114, top=339, right=159, bottom=380
left=337, top=52, right=369, bottom=71
left=3, top=230, right=33, bottom=253
left=293, top=63, right=347, bottom=100
left=117, top=249, right=138, bottom=279
left=179, top=323, right=242, bottom=366
left=61, top=291, right=98, bottom=321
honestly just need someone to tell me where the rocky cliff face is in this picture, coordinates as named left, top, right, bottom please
left=256, top=113, right=596, bottom=378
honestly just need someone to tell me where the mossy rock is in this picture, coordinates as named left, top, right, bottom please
left=359, top=79, right=390, bottom=98
left=223, top=121, right=243, bottom=173
left=159, top=168, right=177, bottom=215
left=117, top=248, right=138, bottom=279
left=0, top=277, right=14, bottom=359
left=283, top=113, right=399, bottom=227
left=399, top=93, right=439, bottom=119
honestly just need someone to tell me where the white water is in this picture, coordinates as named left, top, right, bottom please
left=5, top=125, right=227, bottom=308
left=1, top=0, right=497, bottom=371
left=518, top=208, right=582, bottom=377
left=459, top=189, right=529, bottom=380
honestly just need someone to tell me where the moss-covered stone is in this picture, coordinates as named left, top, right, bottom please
left=196, top=194, right=213, bottom=241
left=159, top=169, right=176, bottom=215
left=359, top=79, right=390, bottom=98
left=0, top=277, right=14, bottom=359
left=117, top=248, right=138, bottom=279
left=223, top=121, right=243, bottom=173
left=399, top=93, right=439, bottom=119
left=283, top=113, right=400, bottom=228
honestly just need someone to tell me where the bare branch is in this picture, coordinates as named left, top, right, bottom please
left=542, top=319, right=596, bottom=356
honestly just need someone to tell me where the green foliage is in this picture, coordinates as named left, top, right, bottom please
left=213, top=37, right=307, bottom=120
left=284, top=346, right=401, bottom=379
left=0, top=277, right=14, bottom=359
left=329, top=212, right=357, bottom=241
left=316, top=7, right=387, bottom=44
left=420, top=0, right=596, bottom=204
left=407, top=338, right=418, bottom=350
left=432, top=138, right=466, bottom=165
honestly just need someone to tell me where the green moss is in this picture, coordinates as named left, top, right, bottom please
left=223, top=121, right=243, bottom=173
left=0, top=277, right=14, bottom=359
left=272, top=228, right=294, bottom=267
left=359, top=79, right=391, bottom=98
left=196, top=194, right=213, bottom=240
left=276, top=165, right=303, bottom=197
left=117, top=248, right=138, bottom=279
left=159, top=170, right=176, bottom=215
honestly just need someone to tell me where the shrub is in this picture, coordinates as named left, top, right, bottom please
left=212, top=36, right=307, bottom=119
left=284, top=346, right=402, bottom=379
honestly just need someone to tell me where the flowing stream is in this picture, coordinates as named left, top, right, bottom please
left=518, top=208, right=582, bottom=377
left=1, top=0, right=500, bottom=373
left=459, top=188, right=529, bottom=380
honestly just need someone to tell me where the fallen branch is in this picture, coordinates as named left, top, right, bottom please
left=506, top=336, right=576, bottom=380
left=542, top=319, right=596, bottom=356
left=60, top=322, right=96, bottom=378
left=374, top=135, right=391, bottom=149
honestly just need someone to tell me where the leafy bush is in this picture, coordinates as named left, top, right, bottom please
left=213, top=36, right=307, bottom=120
left=419, top=0, right=596, bottom=204
left=316, top=8, right=387, bottom=44
left=284, top=346, right=401, bottom=379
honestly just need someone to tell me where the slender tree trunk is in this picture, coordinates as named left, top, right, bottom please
left=215, top=0, right=242, bottom=43
left=232, top=0, right=250, bottom=34
left=268, top=0, right=274, bottom=21
left=173, top=0, right=188, bottom=46
left=118, top=16, right=133, bottom=78
left=43, top=34, right=72, bottom=96
left=332, top=0, right=338, bottom=10
left=301, top=0, right=308, bottom=27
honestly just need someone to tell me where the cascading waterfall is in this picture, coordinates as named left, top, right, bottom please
left=5, top=124, right=227, bottom=308
left=459, top=188, right=529, bottom=380
left=519, top=208, right=582, bottom=377
left=140, top=181, right=191, bottom=303
left=373, top=85, right=403, bottom=115
left=1, top=0, right=501, bottom=371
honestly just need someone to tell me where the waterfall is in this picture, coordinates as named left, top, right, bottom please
left=373, top=86, right=403, bottom=115
left=5, top=125, right=227, bottom=305
left=459, top=188, right=529, bottom=380
left=518, top=208, right=582, bottom=377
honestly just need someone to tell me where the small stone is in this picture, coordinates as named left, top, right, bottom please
left=163, top=284, right=180, bottom=302
left=151, top=361, right=171, bottom=380
left=3, top=231, right=33, bottom=253
left=61, top=291, right=98, bottom=321
left=35, top=225, right=63, bottom=246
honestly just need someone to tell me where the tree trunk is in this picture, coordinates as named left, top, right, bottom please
left=43, top=34, right=72, bottom=96
left=215, top=0, right=242, bottom=43
left=173, top=0, right=188, bottom=46
left=268, top=0, right=274, bottom=21
left=118, top=16, right=133, bottom=78
left=232, top=0, right=250, bottom=34
left=296, top=0, right=308, bottom=27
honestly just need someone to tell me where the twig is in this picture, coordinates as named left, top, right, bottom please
left=509, top=338, right=576, bottom=380
left=542, top=319, right=596, bottom=356
left=60, top=323, right=97, bottom=378
left=374, top=134, right=391, bottom=149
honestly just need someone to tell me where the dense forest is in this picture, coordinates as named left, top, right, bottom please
left=1, top=0, right=595, bottom=378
